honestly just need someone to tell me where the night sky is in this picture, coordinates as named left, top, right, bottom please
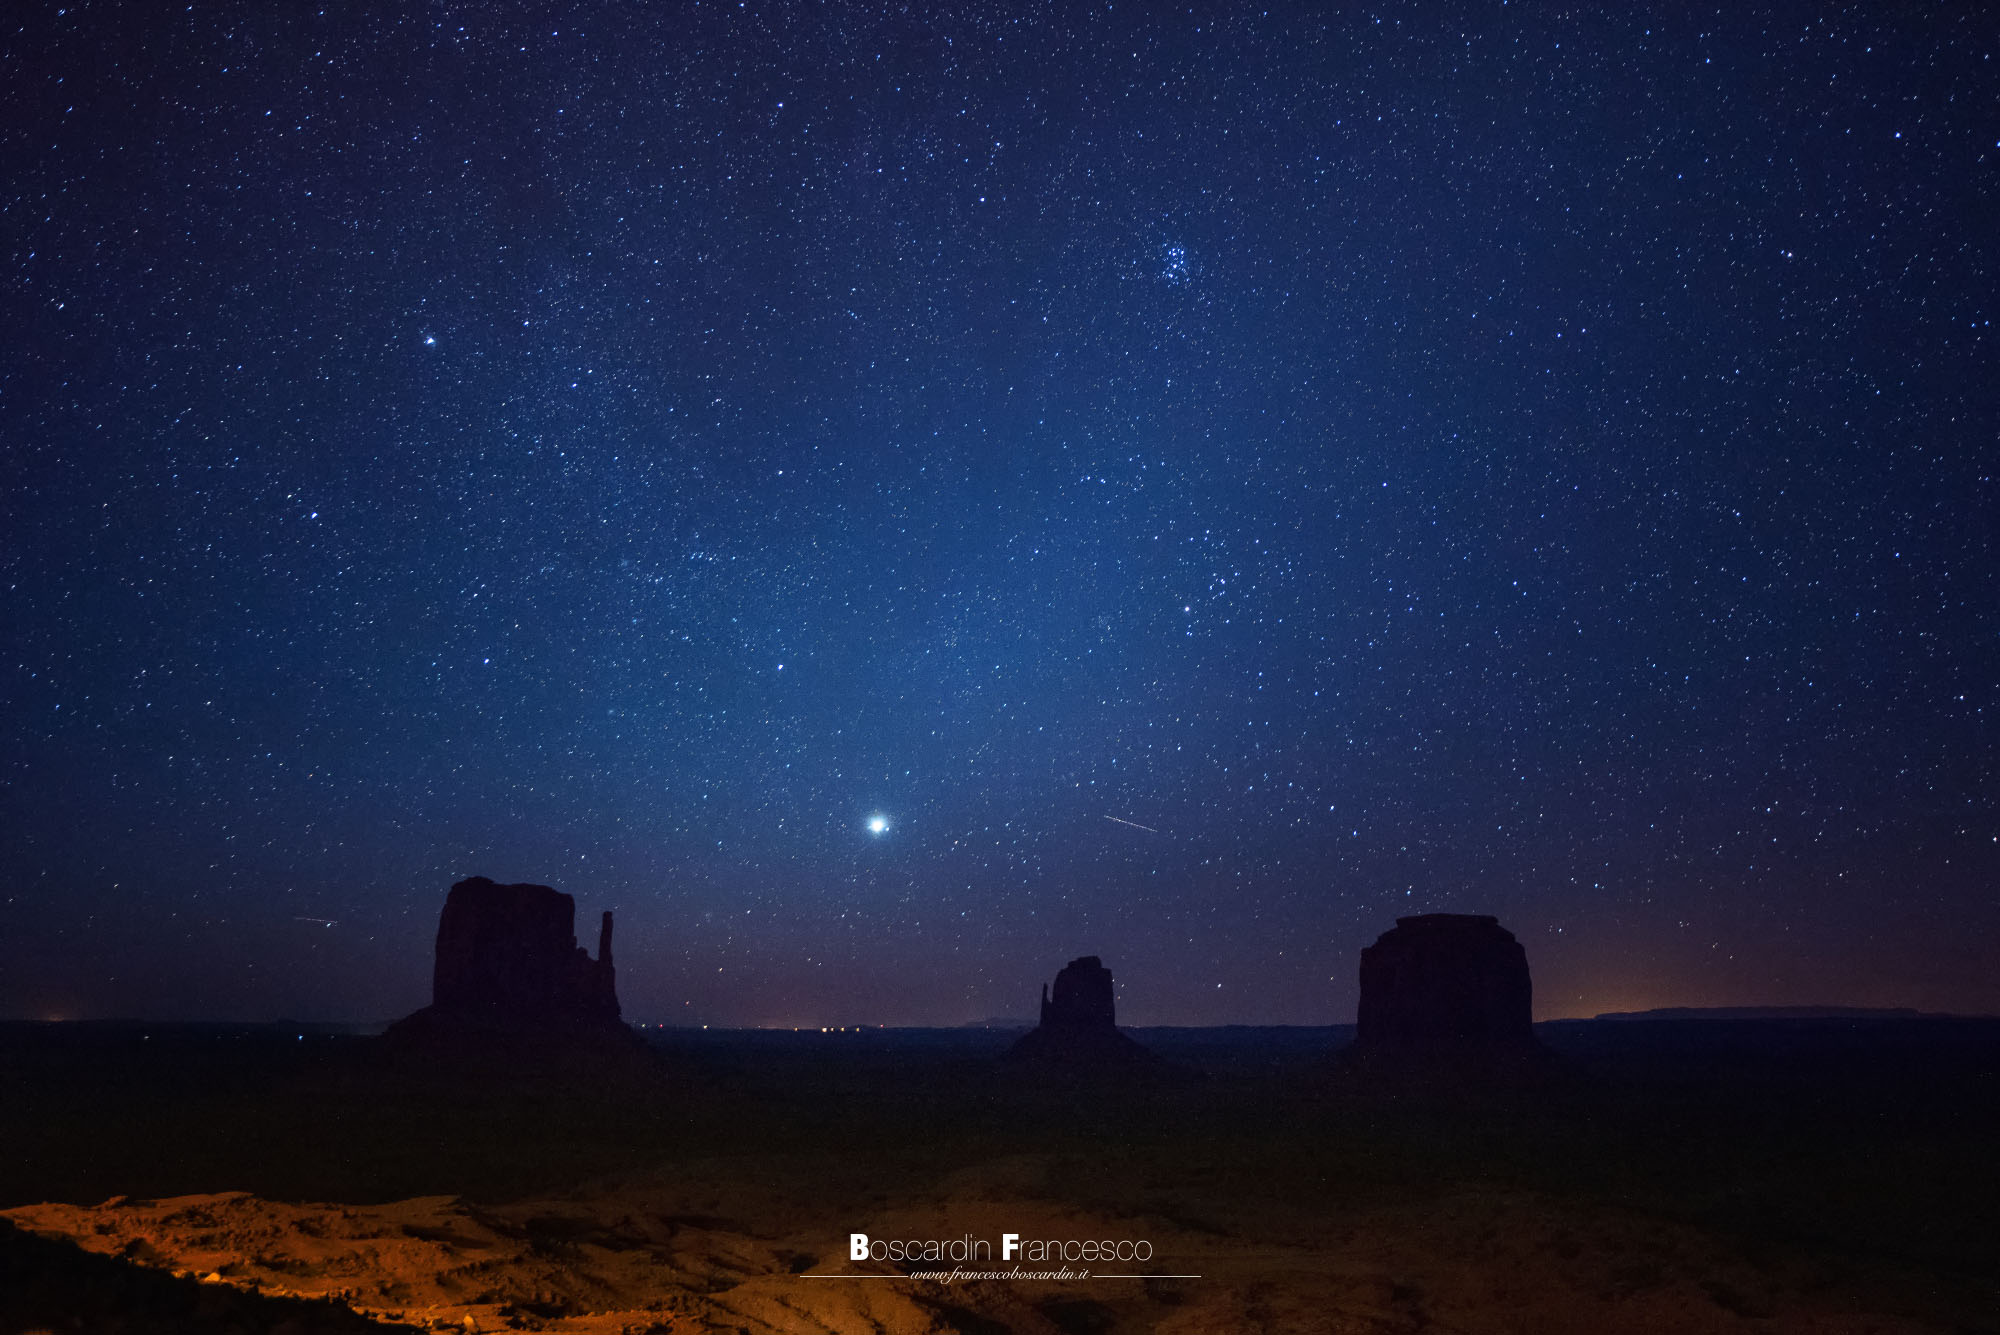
left=4, top=2, right=1996, bottom=1027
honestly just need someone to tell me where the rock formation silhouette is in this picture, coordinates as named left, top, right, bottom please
left=1038, top=954, right=1117, bottom=1030
left=1337, top=913, right=1552, bottom=1082
left=429, top=877, right=619, bottom=1025
left=1005, top=955, right=1162, bottom=1071
left=383, top=877, right=642, bottom=1068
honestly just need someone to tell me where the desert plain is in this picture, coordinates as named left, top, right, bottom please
left=2, top=1017, right=1996, bottom=1334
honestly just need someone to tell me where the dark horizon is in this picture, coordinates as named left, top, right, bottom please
left=5, top=2, right=1996, bottom=1028
left=14, top=1007, right=1998, bottom=1031
left=13, top=887, right=1996, bottom=1028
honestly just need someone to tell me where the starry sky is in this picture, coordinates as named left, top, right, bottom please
left=4, top=2, right=1996, bottom=1027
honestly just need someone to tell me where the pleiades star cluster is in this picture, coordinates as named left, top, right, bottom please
left=2, top=2, right=1995, bottom=1025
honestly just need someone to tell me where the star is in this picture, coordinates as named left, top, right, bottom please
left=867, top=814, right=890, bottom=836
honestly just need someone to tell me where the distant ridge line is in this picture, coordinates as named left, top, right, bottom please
left=1587, top=1005, right=1969, bottom=1021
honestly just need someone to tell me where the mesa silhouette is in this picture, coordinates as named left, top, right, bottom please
left=1335, top=913, right=1557, bottom=1083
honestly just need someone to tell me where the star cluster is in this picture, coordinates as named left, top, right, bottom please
left=2, top=2, right=1995, bottom=1025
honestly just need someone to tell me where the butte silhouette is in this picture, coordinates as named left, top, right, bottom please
left=1335, top=913, right=1555, bottom=1084
left=1004, top=954, right=1164, bottom=1073
left=382, top=876, right=648, bottom=1070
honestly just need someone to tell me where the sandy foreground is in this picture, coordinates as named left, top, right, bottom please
left=2, top=1154, right=1952, bottom=1335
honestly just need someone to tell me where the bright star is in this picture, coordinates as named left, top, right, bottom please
left=867, top=814, right=890, bottom=836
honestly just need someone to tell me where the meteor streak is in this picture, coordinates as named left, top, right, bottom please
left=1103, top=815, right=1160, bottom=834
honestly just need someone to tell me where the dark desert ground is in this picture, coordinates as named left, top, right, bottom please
left=4, top=1014, right=1998, bottom=1334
